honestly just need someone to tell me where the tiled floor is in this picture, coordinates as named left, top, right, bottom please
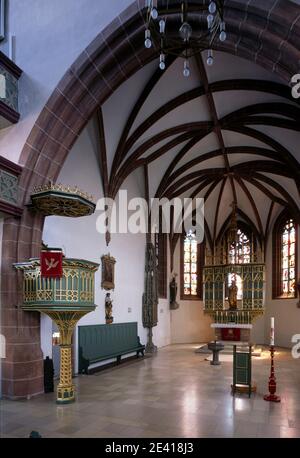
left=1, top=344, right=300, bottom=438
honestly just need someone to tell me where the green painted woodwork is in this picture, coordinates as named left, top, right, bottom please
left=233, top=345, right=252, bottom=397
left=142, top=242, right=158, bottom=328
left=0, top=65, right=18, bottom=111
left=78, top=322, right=145, bottom=374
left=203, top=267, right=214, bottom=309
left=0, top=169, right=18, bottom=205
left=14, top=258, right=99, bottom=312
left=203, top=263, right=265, bottom=313
left=14, top=256, right=99, bottom=405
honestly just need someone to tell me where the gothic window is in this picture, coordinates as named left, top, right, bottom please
left=281, top=219, right=296, bottom=296
left=181, top=232, right=204, bottom=300
left=228, top=228, right=251, bottom=264
left=273, top=212, right=297, bottom=299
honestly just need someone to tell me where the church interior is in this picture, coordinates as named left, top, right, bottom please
left=0, top=0, right=300, bottom=439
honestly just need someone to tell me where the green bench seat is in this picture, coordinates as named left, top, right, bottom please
left=78, top=322, right=145, bottom=374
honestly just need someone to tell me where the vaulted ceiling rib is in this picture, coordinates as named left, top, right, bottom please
left=98, top=51, right=300, bottom=248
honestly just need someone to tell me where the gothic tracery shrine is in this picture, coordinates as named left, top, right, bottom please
left=203, top=205, right=265, bottom=342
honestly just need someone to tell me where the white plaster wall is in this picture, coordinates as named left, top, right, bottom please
left=264, top=225, right=300, bottom=349
left=251, top=315, right=265, bottom=346
left=153, top=240, right=172, bottom=348
left=42, top=118, right=171, bottom=372
left=170, top=242, right=214, bottom=344
left=154, top=297, right=171, bottom=348
left=40, top=314, right=52, bottom=359
left=0, top=0, right=133, bottom=163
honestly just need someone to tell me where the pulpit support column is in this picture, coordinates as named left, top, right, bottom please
left=47, top=311, right=87, bottom=404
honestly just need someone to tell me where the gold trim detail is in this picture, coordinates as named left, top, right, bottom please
left=33, top=183, right=95, bottom=203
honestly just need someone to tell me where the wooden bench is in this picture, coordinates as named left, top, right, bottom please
left=78, top=322, right=145, bottom=374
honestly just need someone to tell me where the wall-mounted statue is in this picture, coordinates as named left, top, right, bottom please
left=170, top=273, right=179, bottom=310
left=101, top=254, right=116, bottom=290
left=228, top=280, right=238, bottom=311
left=105, top=293, right=113, bottom=324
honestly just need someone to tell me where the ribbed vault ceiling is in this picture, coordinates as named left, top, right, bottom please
left=97, top=50, right=300, bottom=249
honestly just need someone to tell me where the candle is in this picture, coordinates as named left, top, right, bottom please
left=270, top=317, right=275, bottom=346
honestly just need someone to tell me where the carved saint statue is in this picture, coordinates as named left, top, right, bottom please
left=228, top=280, right=238, bottom=311
left=105, top=293, right=113, bottom=324
left=170, top=273, right=179, bottom=310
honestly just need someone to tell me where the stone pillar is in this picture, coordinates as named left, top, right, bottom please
left=1, top=215, right=44, bottom=399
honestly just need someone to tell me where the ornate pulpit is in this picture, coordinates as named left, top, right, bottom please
left=14, top=257, right=99, bottom=404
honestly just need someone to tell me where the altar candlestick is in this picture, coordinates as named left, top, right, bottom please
left=270, top=317, right=275, bottom=346
left=264, top=344, right=280, bottom=402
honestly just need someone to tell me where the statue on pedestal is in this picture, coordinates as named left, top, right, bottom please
left=228, top=280, right=238, bottom=311
left=105, top=293, right=113, bottom=324
left=170, top=273, right=179, bottom=310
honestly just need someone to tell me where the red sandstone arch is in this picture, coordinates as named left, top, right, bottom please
left=1, top=0, right=300, bottom=398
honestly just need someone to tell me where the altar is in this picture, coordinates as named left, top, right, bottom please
left=202, top=205, right=266, bottom=339
left=203, top=262, right=265, bottom=341
left=211, top=323, right=252, bottom=342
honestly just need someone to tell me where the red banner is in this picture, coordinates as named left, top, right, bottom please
left=221, top=328, right=241, bottom=342
left=40, top=251, right=63, bottom=278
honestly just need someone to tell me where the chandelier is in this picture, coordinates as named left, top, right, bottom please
left=144, top=0, right=227, bottom=76
left=228, top=202, right=238, bottom=246
left=228, top=201, right=238, bottom=266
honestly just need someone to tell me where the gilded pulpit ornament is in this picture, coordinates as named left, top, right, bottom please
left=105, top=293, right=113, bottom=324
left=169, top=273, right=179, bottom=310
left=29, top=182, right=96, bottom=217
left=101, top=254, right=116, bottom=290
left=142, top=242, right=158, bottom=353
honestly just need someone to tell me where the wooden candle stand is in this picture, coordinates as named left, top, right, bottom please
left=264, top=345, right=281, bottom=403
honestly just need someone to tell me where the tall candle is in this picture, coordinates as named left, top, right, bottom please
left=270, top=317, right=275, bottom=346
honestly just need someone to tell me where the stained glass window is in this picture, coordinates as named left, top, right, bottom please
left=183, top=232, right=198, bottom=296
left=228, top=229, right=251, bottom=264
left=281, top=219, right=296, bottom=297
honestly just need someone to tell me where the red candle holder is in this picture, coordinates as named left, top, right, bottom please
left=264, top=345, right=281, bottom=402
